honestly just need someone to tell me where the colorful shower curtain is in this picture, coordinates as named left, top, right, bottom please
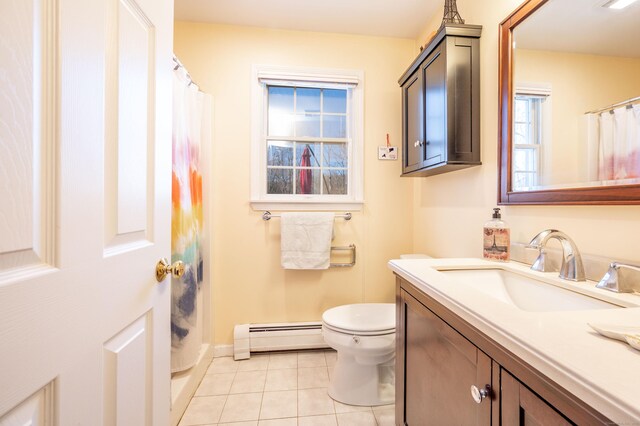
left=171, top=63, right=210, bottom=372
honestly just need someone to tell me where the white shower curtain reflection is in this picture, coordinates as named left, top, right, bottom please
left=591, top=104, right=640, bottom=182
left=584, top=113, right=599, bottom=182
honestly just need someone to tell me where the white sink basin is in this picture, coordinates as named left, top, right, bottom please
left=440, top=268, right=622, bottom=312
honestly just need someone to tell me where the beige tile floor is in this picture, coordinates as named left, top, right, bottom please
left=178, top=349, right=395, bottom=426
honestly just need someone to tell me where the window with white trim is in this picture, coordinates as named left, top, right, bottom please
left=512, top=88, right=550, bottom=190
left=251, top=66, right=364, bottom=210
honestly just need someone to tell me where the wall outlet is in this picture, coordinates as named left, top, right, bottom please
left=378, top=146, right=398, bottom=160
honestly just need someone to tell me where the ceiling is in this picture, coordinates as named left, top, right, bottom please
left=515, top=0, right=640, bottom=57
left=173, top=0, right=443, bottom=39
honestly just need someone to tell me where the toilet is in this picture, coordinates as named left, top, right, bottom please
left=322, top=303, right=396, bottom=406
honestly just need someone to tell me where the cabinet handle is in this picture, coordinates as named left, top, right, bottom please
left=470, top=385, right=491, bottom=404
left=414, top=140, right=420, bottom=148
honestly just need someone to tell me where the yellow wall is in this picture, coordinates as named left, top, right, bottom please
left=174, top=23, right=416, bottom=345
left=412, top=0, right=640, bottom=262
left=515, top=49, right=640, bottom=186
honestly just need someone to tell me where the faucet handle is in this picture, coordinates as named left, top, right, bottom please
left=596, top=262, right=640, bottom=293
left=529, top=248, right=557, bottom=273
left=527, top=230, right=558, bottom=272
left=526, top=230, right=560, bottom=271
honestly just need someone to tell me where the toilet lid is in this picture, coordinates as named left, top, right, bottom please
left=322, top=303, right=395, bottom=333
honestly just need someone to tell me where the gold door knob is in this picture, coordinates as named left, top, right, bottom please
left=156, top=258, right=185, bottom=282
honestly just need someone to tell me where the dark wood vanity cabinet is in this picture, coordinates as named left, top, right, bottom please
left=399, top=24, right=481, bottom=177
left=396, top=276, right=611, bottom=426
left=400, top=288, right=491, bottom=425
left=501, top=370, right=572, bottom=426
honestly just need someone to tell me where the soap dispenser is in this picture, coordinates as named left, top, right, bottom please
left=483, top=208, right=510, bottom=262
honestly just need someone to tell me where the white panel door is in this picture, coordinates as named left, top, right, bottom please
left=0, top=0, right=174, bottom=424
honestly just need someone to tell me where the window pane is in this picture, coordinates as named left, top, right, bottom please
left=323, top=89, right=347, bottom=113
left=513, top=149, right=525, bottom=171
left=297, top=88, right=321, bottom=114
left=296, top=143, right=320, bottom=167
left=269, top=114, right=294, bottom=137
left=268, top=87, right=294, bottom=137
left=267, top=168, right=293, bottom=194
left=267, top=141, right=293, bottom=166
left=322, top=169, right=348, bottom=195
left=514, top=134, right=527, bottom=145
left=269, top=87, right=294, bottom=111
left=513, top=172, right=527, bottom=190
left=296, top=168, right=321, bottom=195
left=513, top=172, right=535, bottom=190
left=323, top=115, right=347, bottom=138
left=295, top=114, right=321, bottom=138
left=514, top=123, right=528, bottom=142
left=323, top=143, right=348, bottom=168
left=514, top=98, right=529, bottom=123
left=513, top=148, right=536, bottom=172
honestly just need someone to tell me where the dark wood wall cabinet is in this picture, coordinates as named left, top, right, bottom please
left=398, top=24, right=482, bottom=177
left=395, top=275, right=612, bottom=425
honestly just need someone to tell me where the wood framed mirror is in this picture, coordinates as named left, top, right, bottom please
left=498, top=0, right=640, bottom=205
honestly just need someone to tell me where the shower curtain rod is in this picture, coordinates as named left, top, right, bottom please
left=586, top=95, right=640, bottom=115
left=172, top=55, right=198, bottom=88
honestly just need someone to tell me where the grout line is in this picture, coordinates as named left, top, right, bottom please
left=215, top=361, right=236, bottom=424
left=216, top=393, right=230, bottom=424
left=257, top=386, right=265, bottom=422
left=258, top=367, right=268, bottom=421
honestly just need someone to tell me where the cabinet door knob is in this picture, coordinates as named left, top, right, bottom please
left=470, top=385, right=491, bottom=404
left=414, top=140, right=420, bottom=148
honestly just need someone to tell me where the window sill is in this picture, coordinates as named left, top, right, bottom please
left=250, top=199, right=364, bottom=212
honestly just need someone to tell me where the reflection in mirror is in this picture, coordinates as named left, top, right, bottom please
left=511, top=0, right=640, bottom=192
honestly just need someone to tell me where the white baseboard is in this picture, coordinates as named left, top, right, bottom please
left=213, top=344, right=234, bottom=358
left=170, top=344, right=215, bottom=426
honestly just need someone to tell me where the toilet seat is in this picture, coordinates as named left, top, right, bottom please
left=322, top=322, right=394, bottom=336
left=322, top=303, right=395, bottom=335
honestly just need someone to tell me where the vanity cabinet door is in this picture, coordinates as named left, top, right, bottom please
left=501, top=369, right=573, bottom=426
left=399, top=290, right=492, bottom=425
left=402, top=70, right=425, bottom=173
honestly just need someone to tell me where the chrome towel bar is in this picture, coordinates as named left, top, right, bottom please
left=330, top=245, right=356, bottom=268
left=262, top=211, right=352, bottom=221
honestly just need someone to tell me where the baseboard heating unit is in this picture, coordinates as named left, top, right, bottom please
left=233, top=321, right=329, bottom=360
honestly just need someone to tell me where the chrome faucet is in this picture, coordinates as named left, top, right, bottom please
left=526, top=229, right=585, bottom=282
left=596, top=262, right=640, bottom=293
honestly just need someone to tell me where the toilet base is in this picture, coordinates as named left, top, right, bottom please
left=328, top=352, right=395, bottom=406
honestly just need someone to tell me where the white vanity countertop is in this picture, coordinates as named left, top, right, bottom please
left=388, top=258, right=640, bottom=423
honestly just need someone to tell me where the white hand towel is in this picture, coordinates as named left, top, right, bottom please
left=281, top=212, right=334, bottom=270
